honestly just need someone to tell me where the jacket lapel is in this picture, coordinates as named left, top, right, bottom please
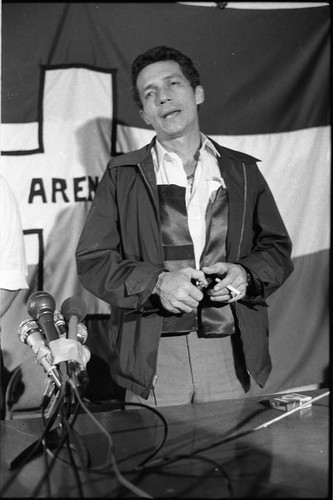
left=111, top=137, right=248, bottom=261
left=111, top=137, right=160, bottom=210
left=216, top=150, right=245, bottom=261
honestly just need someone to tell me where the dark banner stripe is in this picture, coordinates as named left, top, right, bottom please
left=2, top=3, right=330, bottom=133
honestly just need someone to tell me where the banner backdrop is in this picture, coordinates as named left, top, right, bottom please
left=1, top=2, right=330, bottom=404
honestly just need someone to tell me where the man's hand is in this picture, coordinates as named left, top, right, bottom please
left=201, top=263, right=247, bottom=303
left=153, top=267, right=207, bottom=313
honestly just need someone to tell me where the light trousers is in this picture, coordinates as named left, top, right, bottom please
left=126, top=331, right=250, bottom=407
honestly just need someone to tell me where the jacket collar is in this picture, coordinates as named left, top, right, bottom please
left=109, top=138, right=157, bottom=167
left=208, top=138, right=261, bottom=165
left=108, top=136, right=260, bottom=259
left=109, top=136, right=260, bottom=168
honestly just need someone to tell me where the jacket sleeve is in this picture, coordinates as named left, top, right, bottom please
left=236, top=162, right=294, bottom=303
left=75, top=166, right=164, bottom=310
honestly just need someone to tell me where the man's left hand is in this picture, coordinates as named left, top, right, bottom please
left=201, top=263, right=247, bottom=302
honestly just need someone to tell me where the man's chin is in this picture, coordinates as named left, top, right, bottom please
left=157, top=125, right=186, bottom=141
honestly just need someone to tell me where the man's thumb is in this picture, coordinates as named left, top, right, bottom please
left=191, top=268, right=206, bottom=281
left=202, top=263, right=226, bottom=275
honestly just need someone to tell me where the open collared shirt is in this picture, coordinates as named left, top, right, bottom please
left=152, top=133, right=226, bottom=269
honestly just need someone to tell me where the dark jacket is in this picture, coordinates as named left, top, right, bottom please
left=76, top=137, right=293, bottom=398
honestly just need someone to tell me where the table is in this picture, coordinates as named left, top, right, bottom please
left=0, top=389, right=329, bottom=498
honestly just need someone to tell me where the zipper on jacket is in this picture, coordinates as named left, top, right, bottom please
left=236, top=162, right=247, bottom=261
left=137, top=161, right=165, bottom=256
left=137, top=162, right=159, bottom=216
left=150, top=374, right=158, bottom=406
left=151, top=373, right=158, bottom=390
left=235, top=162, right=252, bottom=377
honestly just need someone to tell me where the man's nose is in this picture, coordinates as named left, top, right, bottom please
left=157, top=88, right=171, bottom=104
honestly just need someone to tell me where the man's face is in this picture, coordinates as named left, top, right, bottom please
left=136, top=60, right=205, bottom=142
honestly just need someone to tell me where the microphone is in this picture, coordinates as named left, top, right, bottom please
left=53, top=310, right=67, bottom=338
left=27, top=291, right=59, bottom=344
left=18, top=319, right=62, bottom=388
left=54, top=309, right=87, bottom=344
left=77, top=322, right=88, bottom=344
left=75, top=323, right=89, bottom=388
left=61, top=296, right=87, bottom=341
left=60, top=296, right=89, bottom=390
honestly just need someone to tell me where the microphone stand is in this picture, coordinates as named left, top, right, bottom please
left=9, top=362, right=90, bottom=471
left=5, top=291, right=91, bottom=493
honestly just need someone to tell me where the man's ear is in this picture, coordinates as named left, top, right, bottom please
left=195, top=85, right=205, bottom=106
left=139, top=109, right=151, bottom=126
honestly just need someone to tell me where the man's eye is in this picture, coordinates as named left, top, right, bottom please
left=145, top=90, right=155, bottom=99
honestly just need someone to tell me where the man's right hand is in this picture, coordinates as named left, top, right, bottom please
left=153, top=267, right=206, bottom=313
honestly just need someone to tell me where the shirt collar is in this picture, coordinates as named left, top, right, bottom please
left=153, top=133, right=220, bottom=171
left=199, top=133, right=220, bottom=158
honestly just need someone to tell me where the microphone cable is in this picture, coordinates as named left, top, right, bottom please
left=135, top=390, right=330, bottom=473
left=121, top=391, right=329, bottom=498
left=30, top=382, right=85, bottom=498
left=0, top=381, right=66, bottom=497
left=123, top=401, right=169, bottom=470
left=38, top=382, right=73, bottom=499
left=69, top=380, right=154, bottom=498
left=60, top=389, right=85, bottom=497
left=4, top=356, right=40, bottom=419
left=43, top=388, right=169, bottom=476
left=2, top=375, right=84, bottom=499
left=39, top=391, right=99, bottom=499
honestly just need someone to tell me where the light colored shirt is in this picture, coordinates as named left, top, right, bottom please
left=0, top=176, right=28, bottom=290
left=152, top=133, right=225, bottom=268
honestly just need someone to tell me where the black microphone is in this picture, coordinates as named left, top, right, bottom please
left=27, top=291, right=59, bottom=344
left=61, top=297, right=89, bottom=390
left=61, top=296, right=87, bottom=341
left=18, top=319, right=62, bottom=388
left=54, top=309, right=88, bottom=343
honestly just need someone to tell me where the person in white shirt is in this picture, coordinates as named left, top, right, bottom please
left=0, top=175, right=28, bottom=316
left=0, top=175, right=28, bottom=417
left=76, top=46, right=293, bottom=406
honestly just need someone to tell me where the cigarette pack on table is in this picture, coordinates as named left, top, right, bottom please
left=269, top=393, right=312, bottom=412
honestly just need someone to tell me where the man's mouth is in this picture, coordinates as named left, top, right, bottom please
left=163, top=110, right=181, bottom=119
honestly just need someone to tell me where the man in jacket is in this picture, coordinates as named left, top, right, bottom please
left=76, top=46, right=293, bottom=406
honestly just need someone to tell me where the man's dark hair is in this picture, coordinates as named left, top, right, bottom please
left=131, top=46, right=201, bottom=108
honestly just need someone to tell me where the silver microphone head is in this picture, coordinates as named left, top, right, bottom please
left=18, top=318, right=41, bottom=344
left=77, top=322, right=88, bottom=344
left=53, top=309, right=67, bottom=337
